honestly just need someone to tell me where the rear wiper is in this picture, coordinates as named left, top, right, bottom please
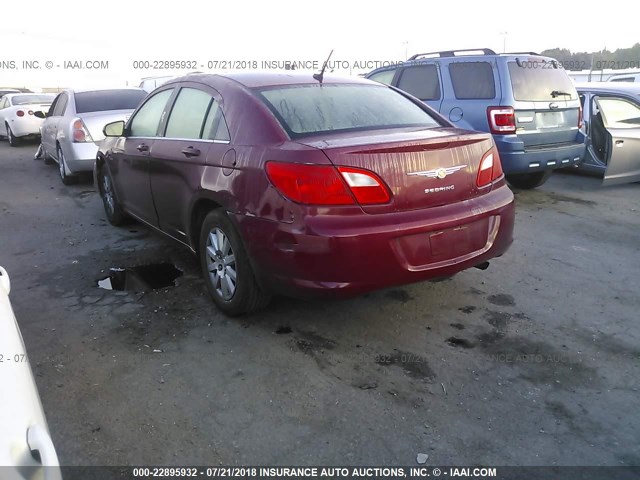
left=551, top=90, right=571, bottom=98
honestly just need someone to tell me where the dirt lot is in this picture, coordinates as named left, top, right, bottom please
left=0, top=140, right=638, bottom=467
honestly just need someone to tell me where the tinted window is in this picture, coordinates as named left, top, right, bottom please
left=52, top=94, right=68, bottom=116
left=397, top=65, right=441, bottom=100
left=258, top=84, right=440, bottom=137
left=165, top=88, right=212, bottom=139
left=74, top=89, right=147, bottom=114
left=368, top=69, right=396, bottom=86
left=10, top=94, right=55, bottom=106
left=449, top=62, right=496, bottom=99
left=508, top=62, right=578, bottom=101
left=130, top=89, right=173, bottom=137
left=610, top=77, right=635, bottom=83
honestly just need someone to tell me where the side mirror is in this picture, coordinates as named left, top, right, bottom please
left=103, top=120, right=125, bottom=137
left=34, top=111, right=46, bottom=119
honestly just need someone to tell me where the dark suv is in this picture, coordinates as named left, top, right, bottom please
left=367, top=48, right=586, bottom=189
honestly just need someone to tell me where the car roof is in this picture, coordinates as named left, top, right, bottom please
left=167, top=72, right=376, bottom=89
left=3, top=92, right=55, bottom=98
left=65, top=87, right=146, bottom=94
left=575, top=82, right=640, bottom=95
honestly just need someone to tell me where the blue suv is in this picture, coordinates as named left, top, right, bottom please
left=366, top=48, right=586, bottom=189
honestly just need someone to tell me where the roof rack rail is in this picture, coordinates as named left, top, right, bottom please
left=506, top=51, right=541, bottom=56
left=408, top=48, right=497, bottom=60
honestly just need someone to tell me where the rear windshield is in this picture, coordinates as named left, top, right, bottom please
left=257, top=84, right=441, bottom=137
left=508, top=61, right=578, bottom=101
left=11, top=94, right=55, bottom=105
left=74, top=90, right=147, bottom=114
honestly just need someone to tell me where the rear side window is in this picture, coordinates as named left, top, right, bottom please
left=397, top=65, right=441, bottom=100
left=449, top=62, right=496, bottom=99
left=130, top=89, right=173, bottom=137
left=52, top=94, right=68, bottom=116
left=165, top=88, right=213, bottom=139
left=368, top=69, right=396, bottom=86
left=75, top=89, right=147, bottom=114
left=508, top=62, right=578, bottom=101
left=258, top=84, right=441, bottom=137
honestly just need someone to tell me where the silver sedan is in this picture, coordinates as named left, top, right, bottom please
left=36, top=88, right=147, bottom=185
left=575, top=82, right=640, bottom=185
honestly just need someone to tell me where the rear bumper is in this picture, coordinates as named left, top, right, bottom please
left=63, top=142, right=99, bottom=173
left=495, top=135, right=586, bottom=174
left=8, top=117, right=43, bottom=138
left=234, top=184, right=515, bottom=298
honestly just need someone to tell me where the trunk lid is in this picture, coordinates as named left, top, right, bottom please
left=298, top=127, right=494, bottom=213
left=77, top=109, right=134, bottom=142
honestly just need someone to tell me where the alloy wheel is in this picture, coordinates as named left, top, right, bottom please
left=205, top=227, right=237, bottom=301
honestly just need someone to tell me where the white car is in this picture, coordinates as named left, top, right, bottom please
left=0, top=94, right=55, bottom=147
left=36, top=88, right=147, bottom=185
left=0, top=267, right=62, bottom=479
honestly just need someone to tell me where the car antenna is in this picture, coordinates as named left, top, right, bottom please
left=313, top=49, right=334, bottom=85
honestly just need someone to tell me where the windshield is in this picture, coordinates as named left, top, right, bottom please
left=11, top=94, right=55, bottom=106
left=508, top=61, right=578, bottom=101
left=257, top=83, right=441, bottom=137
left=74, top=89, right=147, bottom=114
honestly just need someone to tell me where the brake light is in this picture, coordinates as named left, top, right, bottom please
left=476, top=147, right=504, bottom=188
left=578, top=105, right=583, bottom=129
left=72, top=119, right=93, bottom=143
left=487, top=107, right=516, bottom=134
left=265, top=162, right=391, bottom=206
left=16, top=110, right=24, bottom=117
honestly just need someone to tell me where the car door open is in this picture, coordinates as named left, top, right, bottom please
left=595, top=96, right=640, bottom=186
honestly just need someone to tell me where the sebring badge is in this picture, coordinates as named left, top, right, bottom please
left=407, top=165, right=468, bottom=179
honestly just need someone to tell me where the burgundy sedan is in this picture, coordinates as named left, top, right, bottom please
left=95, top=73, right=515, bottom=316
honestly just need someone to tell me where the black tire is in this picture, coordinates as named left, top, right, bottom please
left=199, top=209, right=270, bottom=316
left=6, top=124, right=18, bottom=147
left=97, top=164, right=127, bottom=225
left=506, top=171, right=552, bottom=190
left=57, top=145, right=77, bottom=185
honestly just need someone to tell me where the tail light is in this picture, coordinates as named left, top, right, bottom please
left=476, top=147, right=504, bottom=188
left=28, top=110, right=34, bottom=116
left=265, top=162, right=390, bottom=206
left=72, top=119, right=93, bottom=143
left=578, top=105, right=583, bottom=129
left=487, top=106, right=516, bottom=134
left=16, top=110, right=24, bottom=117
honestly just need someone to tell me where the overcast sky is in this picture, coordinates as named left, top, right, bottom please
left=2, top=0, right=637, bottom=90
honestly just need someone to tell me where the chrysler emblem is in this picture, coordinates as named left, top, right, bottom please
left=407, top=165, right=467, bottom=179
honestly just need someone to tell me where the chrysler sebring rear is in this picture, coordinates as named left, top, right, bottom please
left=96, top=73, right=515, bottom=315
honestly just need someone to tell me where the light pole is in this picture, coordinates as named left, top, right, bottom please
left=500, top=32, right=508, bottom=53
left=402, top=41, right=409, bottom=60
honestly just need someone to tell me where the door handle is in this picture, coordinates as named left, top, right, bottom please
left=615, top=140, right=624, bottom=147
left=136, top=144, right=149, bottom=152
left=181, top=146, right=201, bottom=157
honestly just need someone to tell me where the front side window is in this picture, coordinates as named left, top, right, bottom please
left=595, top=96, right=640, bottom=128
left=165, top=88, right=213, bottom=140
left=397, top=65, right=441, bottom=100
left=130, top=89, right=173, bottom=137
left=449, top=62, right=496, bottom=99
left=258, top=83, right=441, bottom=137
